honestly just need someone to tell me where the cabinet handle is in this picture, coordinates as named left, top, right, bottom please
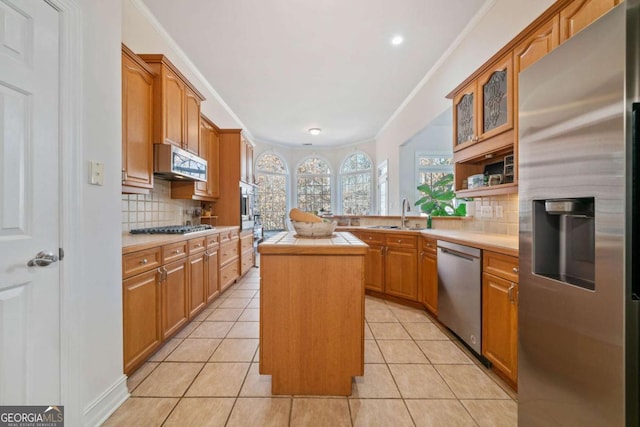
left=173, top=250, right=180, bottom=254
left=512, top=267, right=519, bottom=273
left=508, top=283, right=516, bottom=303
left=140, top=258, right=148, bottom=265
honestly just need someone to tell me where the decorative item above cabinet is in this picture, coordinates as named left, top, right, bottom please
left=138, top=54, right=206, bottom=156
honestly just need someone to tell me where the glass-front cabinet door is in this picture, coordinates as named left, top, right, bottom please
left=477, top=54, right=513, bottom=141
left=453, top=81, right=477, bottom=151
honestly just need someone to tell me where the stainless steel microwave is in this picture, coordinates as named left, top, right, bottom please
left=154, top=144, right=207, bottom=182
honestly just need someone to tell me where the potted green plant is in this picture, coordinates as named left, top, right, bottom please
left=415, top=173, right=466, bottom=217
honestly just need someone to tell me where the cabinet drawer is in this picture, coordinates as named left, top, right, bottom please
left=206, top=234, right=220, bottom=249
left=123, top=247, right=161, bottom=279
left=358, top=232, right=384, bottom=245
left=220, top=260, right=239, bottom=290
left=385, top=234, right=418, bottom=249
left=220, top=230, right=239, bottom=243
left=240, top=235, right=253, bottom=252
left=422, top=237, right=437, bottom=254
left=188, top=237, right=206, bottom=254
left=162, top=241, right=188, bottom=264
left=483, top=251, right=519, bottom=283
left=241, top=251, right=254, bottom=275
left=220, top=241, right=239, bottom=266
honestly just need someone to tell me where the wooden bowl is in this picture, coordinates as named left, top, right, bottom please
left=292, top=221, right=336, bottom=237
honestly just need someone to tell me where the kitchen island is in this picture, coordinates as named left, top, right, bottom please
left=258, top=231, right=367, bottom=395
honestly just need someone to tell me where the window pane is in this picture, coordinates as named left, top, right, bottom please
left=297, top=157, right=330, bottom=175
left=256, top=153, right=286, bottom=173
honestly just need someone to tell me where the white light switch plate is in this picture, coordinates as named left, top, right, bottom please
left=495, top=205, right=504, bottom=218
left=481, top=206, right=493, bottom=218
left=89, top=160, right=104, bottom=186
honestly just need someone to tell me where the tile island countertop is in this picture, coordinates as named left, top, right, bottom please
left=258, top=231, right=368, bottom=255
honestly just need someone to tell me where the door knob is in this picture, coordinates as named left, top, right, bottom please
left=27, top=251, right=59, bottom=267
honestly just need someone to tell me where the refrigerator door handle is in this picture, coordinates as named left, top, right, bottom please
left=633, top=102, right=640, bottom=300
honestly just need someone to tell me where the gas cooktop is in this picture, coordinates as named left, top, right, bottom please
left=129, top=224, right=214, bottom=235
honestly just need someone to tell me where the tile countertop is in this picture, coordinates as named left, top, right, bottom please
left=339, top=227, right=518, bottom=257
left=258, top=231, right=368, bottom=256
left=122, top=226, right=239, bottom=254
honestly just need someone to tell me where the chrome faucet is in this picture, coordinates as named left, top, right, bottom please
left=401, top=197, right=410, bottom=230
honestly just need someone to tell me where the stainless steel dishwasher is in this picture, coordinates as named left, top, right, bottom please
left=437, top=240, right=482, bottom=354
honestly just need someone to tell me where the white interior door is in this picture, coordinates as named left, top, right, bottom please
left=0, top=0, right=61, bottom=404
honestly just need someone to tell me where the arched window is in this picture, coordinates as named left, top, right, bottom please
left=340, top=152, right=372, bottom=215
left=255, top=153, right=288, bottom=231
left=296, top=157, right=331, bottom=214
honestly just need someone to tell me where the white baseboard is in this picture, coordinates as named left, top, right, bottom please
left=83, top=375, right=129, bottom=427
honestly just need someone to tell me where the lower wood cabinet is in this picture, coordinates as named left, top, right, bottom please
left=240, top=231, right=254, bottom=276
left=161, top=258, right=189, bottom=339
left=122, top=269, right=161, bottom=374
left=351, top=231, right=418, bottom=302
left=219, top=231, right=240, bottom=292
left=482, top=251, right=519, bottom=387
left=385, top=244, right=418, bottom=300
left=122, top=228, right=240, bottom=375
left=205, top=234, right=220, bottom=303
left=419, top=237, right=438, bottom=315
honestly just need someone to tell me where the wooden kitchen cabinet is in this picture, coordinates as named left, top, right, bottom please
left=352, top=231, right=418, bottom=301
left=187, top=237, right=207, bottom=318
left=240, top=230, right=254, bottom=276
left=205, top=234, right=220, bottom=303
left=482, top=251, right=519, bottom=387
left=451, top=53, right=516, bottom=198
left=161, top=258, right=189, bottom=339
left=171, top=114, right=220, bottom=201
left=385, top=235, right=419, bottom=301
left=453, top=53, right=513, bottom=152
left=514, top=16, right=560, bottom=74
left=122, top=268, right=161, bottom=375
left=419, top=237, right=438, bottom=315
left=121, top=44, right=154, bottom=194
left=559, top=0, right=621, bottom=43
left=219, top=230, right=240, bottom=292
left=139, top=54, right=205, bottom=154
left=355, top=232, right=385, bottom=293
left=213, top=129, right=244, bottom=226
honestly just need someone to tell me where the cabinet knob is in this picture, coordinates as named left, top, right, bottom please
left=140, top=258, right=148, bottom=265
left=173, top=250, right=180, bottom=254
left=512, top=267, right=519, bottom=273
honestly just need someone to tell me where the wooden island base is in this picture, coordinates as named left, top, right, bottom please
left=258, top=232, right=367, bottom=395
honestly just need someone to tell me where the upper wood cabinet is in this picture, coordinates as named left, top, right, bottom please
left=514, top=16, right=560, bottom=74
left=559, top=0, right=621, bottom=43
left=453, top=53, right=514, bottom=153
left=121, top=45, right=155, bottom=194
left=171, top=114, right=220, bottom=201
left=138, top=54, right=205, bottom=155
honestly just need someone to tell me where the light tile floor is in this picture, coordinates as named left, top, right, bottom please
left=104, top=267, right=517, bottom=426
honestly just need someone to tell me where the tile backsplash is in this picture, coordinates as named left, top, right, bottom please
left=121, top=180, right=200, bottom=232
left=459, top=194, right=519, bottom=235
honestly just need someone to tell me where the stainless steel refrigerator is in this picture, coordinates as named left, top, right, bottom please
left=518, top=1, right=639, bottom=425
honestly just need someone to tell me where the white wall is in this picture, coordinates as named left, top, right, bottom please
left=70, top=0, right=127, bottom=425
left=377, top=0, right=555, bottom=214
left=253, top=140, right=377, bottom=214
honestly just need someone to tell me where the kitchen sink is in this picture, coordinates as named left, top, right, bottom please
left=366, top=225, right=400, bottom=229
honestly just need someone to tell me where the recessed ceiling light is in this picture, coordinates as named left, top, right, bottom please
left=308, top=128, right=321, bottom=136
left=391, top=35, right=404, bottom=46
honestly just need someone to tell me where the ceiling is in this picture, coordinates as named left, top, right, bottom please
left=140, top=0, right=488, bottom=147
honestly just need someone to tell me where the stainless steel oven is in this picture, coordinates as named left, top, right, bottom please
left=240, top=182, right=255, bottom=230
